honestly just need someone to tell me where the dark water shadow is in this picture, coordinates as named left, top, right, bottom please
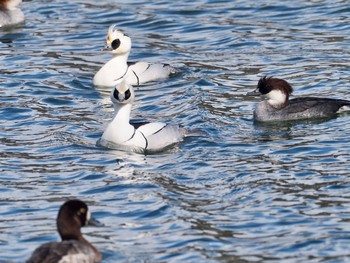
left=252, top=116, right=336, bottom=142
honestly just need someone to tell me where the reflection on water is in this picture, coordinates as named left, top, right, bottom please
left=252, top=116, right=339, bottom=142
left=1, top=0, right=350, bottom=262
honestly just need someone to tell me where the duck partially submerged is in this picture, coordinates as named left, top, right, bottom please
left=27, top=200, right=103, bottom=263
left=247, top=76, right=350, bottom=122
left=98, top=81, right=198, bottom=153
left=93, top=24, right=176, bottom=87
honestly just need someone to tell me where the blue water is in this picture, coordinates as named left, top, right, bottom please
left=1, top=0, right=350, bottom=262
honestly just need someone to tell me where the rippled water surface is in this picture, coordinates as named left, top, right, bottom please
left=1, top=0, right=350, bottom=262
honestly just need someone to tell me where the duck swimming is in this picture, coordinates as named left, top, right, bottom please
left=93, top=24, right=176, bottom=87
left=99, top=81, right=195, bottom=153
left=247, top=76, right=350, bottom=122
left=27, top=200, right=102, bottom=263
left=0, top=0, right=24, bottom=28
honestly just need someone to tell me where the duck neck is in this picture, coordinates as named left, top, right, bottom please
left=102, top=103, right=135, bottom=143
left=267, top=90, right=288, bottom=109
left=59, top=222, right=82, bottom=242
left=105, top=53, right=129, bottom=77
left=94, top=52, right=130, bottom=86
left=108, top=51, right=129, bottom=69
left=112, top=103, right=132, bottom=125
left=112, top=50, right=130, bottom=60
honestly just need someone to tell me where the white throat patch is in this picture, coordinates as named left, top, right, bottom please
left=86, top=209, right=91, bottom=222
left=6, top=0, right=22, bottom=10
left=266, top=89, right=287, bottom=106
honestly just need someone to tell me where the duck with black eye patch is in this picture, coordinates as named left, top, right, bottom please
left=27, top=199, right=103, bottom=263
left=98, top=81, right=202, bottom=153
left=93, top=24, right=177, bottom=87
left=246, top=76, right=350, bottom=122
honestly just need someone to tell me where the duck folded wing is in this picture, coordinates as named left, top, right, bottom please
left=287, top=97, right=350, bottom=114
left=126, top=61, right=176, bottom=85
left=145, top=124, right=188, bottom=151
left=136, top=122, right=167, bottom=137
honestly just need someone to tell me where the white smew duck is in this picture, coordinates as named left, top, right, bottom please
left=99, top=81, right=193, bottom=153
left=93, top=24, right=176, bottom=87
left=0, top=0, right=24, bottom=27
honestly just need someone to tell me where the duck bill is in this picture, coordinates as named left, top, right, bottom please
left=246, top=89, right=262, bottom=96
left=101, top=46, right=113, bottom=52
left=87, top=214, right=104, bottom=227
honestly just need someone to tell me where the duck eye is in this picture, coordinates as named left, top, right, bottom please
left=265, top=84, right=272, bottom=93
left=111, top=39, right=121, bottom=50
left=80, top=208, right=86, bottom=214
left=125, top=89, right=131, bottom=100
left=113, top=88, right=120, bottom=100
left=258, top=83, right=271, bottom=95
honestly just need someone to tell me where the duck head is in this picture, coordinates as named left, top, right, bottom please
left=247, top=76, right=293, bottom=108
left=104, top=24, right=132, bottom=55
left=110, top=81, right=135, bottom=105
left=57, top=199, right=102, bottom=241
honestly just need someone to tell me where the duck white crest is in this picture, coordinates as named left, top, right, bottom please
left=93, top=24, right=176, bottom=87
left=99, top=81, right=189, bottom=153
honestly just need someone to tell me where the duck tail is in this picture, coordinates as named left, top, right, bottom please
left=338, top=99, right=350, bottom=113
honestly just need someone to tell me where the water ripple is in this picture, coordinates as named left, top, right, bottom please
left=1, top=0, right=350, bottom=262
